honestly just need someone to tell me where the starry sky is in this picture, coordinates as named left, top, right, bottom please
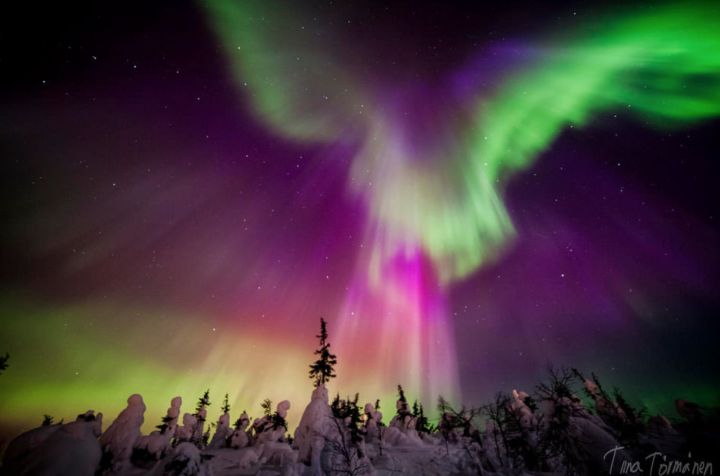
left=1, top=0, right=719, bottom=437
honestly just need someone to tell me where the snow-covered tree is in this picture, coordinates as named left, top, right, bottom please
left=573, top=368, right=647, bottom=446
left=272, top=400, right=290, bottom=433
left=201, top=423, right=213, bottom=447
left=389, top=384, right=411, bottom=429
left=412, top=401, right=431, bottom=434
left=326, top=394, right=372, bottom=475
left=134, top=396, right=183, bottom=462
left=164, top=442, right=205, bottom=476
left=195, top=390, right=211, bottom=419
left=251, top=398, right=274, bottom=438
left=330, top=393, right=365, bottom=451
left=175, top=413, right=197, bottom=444
left=158, top=396, right=182, bottom=436
left=532, top=367, right=623, bottom=474
left=234, top=411, right=249, bottom=430
left=254, top=400, right=296, bottom=470
left=438, top=396, right=481, bottom=444
left=308, top=317, right=337, bottom=387
left=363, top=400, right=385, bottom=451
left=209, top=394, right=232, bottom=449
left=191, top=389, right=211, bottom=445
left=99, top=394, right=145, bottom=472
left=3, top=411, right=103, bottom=475
left=229, top=411, right=251, bottom=449
left=254, top=400, right=291, bottom=444
left=294, top=384, right=332, bottom=470
left=483, top=391, right=539, bottom=470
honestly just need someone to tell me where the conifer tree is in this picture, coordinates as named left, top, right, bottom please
left=308, top=317, right=337, bottom=387
left=271, top=408, right=288, bottom=431
left=330, top=393, right=365, bottom=451
left=233, top=411, right=248, bottom=430
left=41, top=415, right=54, bottom=426
left=613, top=387, right=646, bottom=443
left=397, top=385, right=406, bottom=403
left=195, top=390, right=211, bottom=422
left=331, top=393, right=341, bottom=415
left=396, top=384, right=410, bottom=417
left=202, top=423, right=213, bottom=446
left=261, top=398, right=273, bottom=417
left=591, top=372, right=612, bottom=402
left=414, top=402, right=431, bottom=433
left=222, top=393, right=231, bottom=414
left=156, top=415, right=174, bottom=434
left=346, top=394, right=365, bottom=449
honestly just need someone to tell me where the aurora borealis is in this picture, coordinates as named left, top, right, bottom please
left=1, top=0, right=720, bottom=442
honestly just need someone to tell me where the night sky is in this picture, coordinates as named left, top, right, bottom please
left=1, top=1, right=719, bottom=437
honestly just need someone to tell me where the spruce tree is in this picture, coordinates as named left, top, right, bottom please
left=195, top=390, right=211, bottom=422
left=202, top=423, right=213, bottom=446
left=222, top=393, right=231, bottom=414
left=308, top=317, right=337, bottom=387
left=414, top=402, right=431, bottom=433
left=261, top=398, right=273, bottom=417
left=397, top=385, right=407, bottom=404
left=255, top=399, right=287, bottom=434
left=346, top=394, right=365, bottom=448
left=331, top=393, right=341, bottom=415
left=156, top=415, right=174, bottom=434
left=613, top=387, right=646, bottom=443
left=271, top=409, right=288, bottom=431
left=330, top=393, right=365, bottom=450
left=396, top=384, right=410, bottom=417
